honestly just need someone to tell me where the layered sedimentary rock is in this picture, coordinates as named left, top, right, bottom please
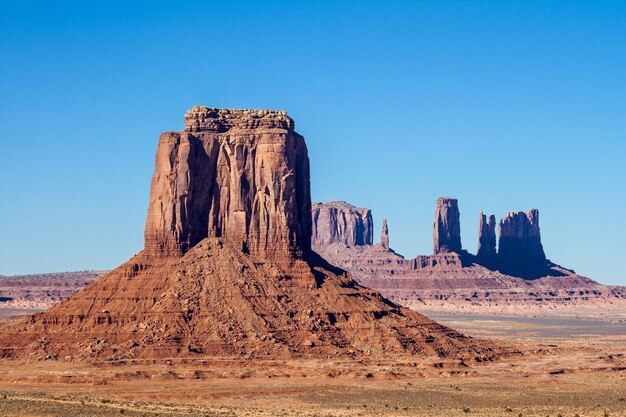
left=144, top=106, right=311, bottom=263
left=476, top=212, right=497, bottom=264
left=0, top=107, right=495, bottom=362
left=433, top=198, right=462, bottom=254
left=311, top=201, right=373, bottom=247
left=381, top=218, right=389, bottom=250
left=498, top=209, right=548, bottom=278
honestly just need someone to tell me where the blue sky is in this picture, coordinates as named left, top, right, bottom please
left=1, top=1, right=625, bottom=285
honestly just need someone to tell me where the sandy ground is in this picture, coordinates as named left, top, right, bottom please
left=0, top=312, right=625, bottom=417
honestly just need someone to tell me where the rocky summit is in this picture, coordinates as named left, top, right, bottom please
left=0, top=108, right=495, bottom=361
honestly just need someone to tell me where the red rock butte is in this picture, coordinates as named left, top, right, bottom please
left=144, top=106, right=311, bottom=263
left=0, top=106, right=498, bottom=362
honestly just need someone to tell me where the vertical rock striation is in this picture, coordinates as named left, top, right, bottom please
left=433, top=197, right=462, bottom=254
left=381, top=218, right=389, bottom=250
left=311, top=201, right=373, bottom=247
left=144, top=106, right=312, bottom=263
left=477, top=211, right=497, bottom=264
left=498, top=209, right=547, bottom=278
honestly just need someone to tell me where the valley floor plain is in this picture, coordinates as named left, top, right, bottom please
left=0, top=310, right=624, bottom=417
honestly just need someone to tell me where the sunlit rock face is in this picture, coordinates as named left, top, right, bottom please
left=144, top=106, right=312, bottom=263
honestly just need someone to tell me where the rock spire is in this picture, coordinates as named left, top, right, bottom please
left=477, top=211, right=497, bottom=263
left=144, top=106, right=312, bottom=263
left=381, top=218, right=389, bottom=249
left=433, top=197, right=462, bottom=254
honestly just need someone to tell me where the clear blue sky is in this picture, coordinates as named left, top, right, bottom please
left=1, top=1, right=625, bottom=285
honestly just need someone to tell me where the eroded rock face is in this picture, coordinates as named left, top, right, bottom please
left=311, top=201, right=373, bottom=247
left=144, top=106, right=312, bottom=263
left=477, top=212, right=497, bottom=264
left=433, top=197, right=462, bottom=254
left=498, top=209, right=547, bottom=277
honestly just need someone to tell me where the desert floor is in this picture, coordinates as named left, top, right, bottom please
left=0, top=311, right=624, bottom=417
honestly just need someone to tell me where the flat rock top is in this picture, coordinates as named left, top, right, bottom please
left=184, top=106, right=294, bottom=132
left=313, top=201, right=365, bottom=210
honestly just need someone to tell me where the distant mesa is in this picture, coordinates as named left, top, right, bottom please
left=0, top=107, right=495, bottom=361
left=312, top=197, right=555, bottom=279
left=0, top=271, right=104, bottom=310
left=310, top=198, right=626, bottom=315
left=431, top=198, right=552, bottom=278
left=429, top=198, right=551, bottom=278
left=311, top=201, right=373, bottom=247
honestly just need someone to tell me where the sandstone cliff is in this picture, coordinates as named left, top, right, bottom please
left=311, top=201, right=373, bottom=247
left=433, top=198, right=462, bottom=254
left=145, top=106, right=311, bottom=264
